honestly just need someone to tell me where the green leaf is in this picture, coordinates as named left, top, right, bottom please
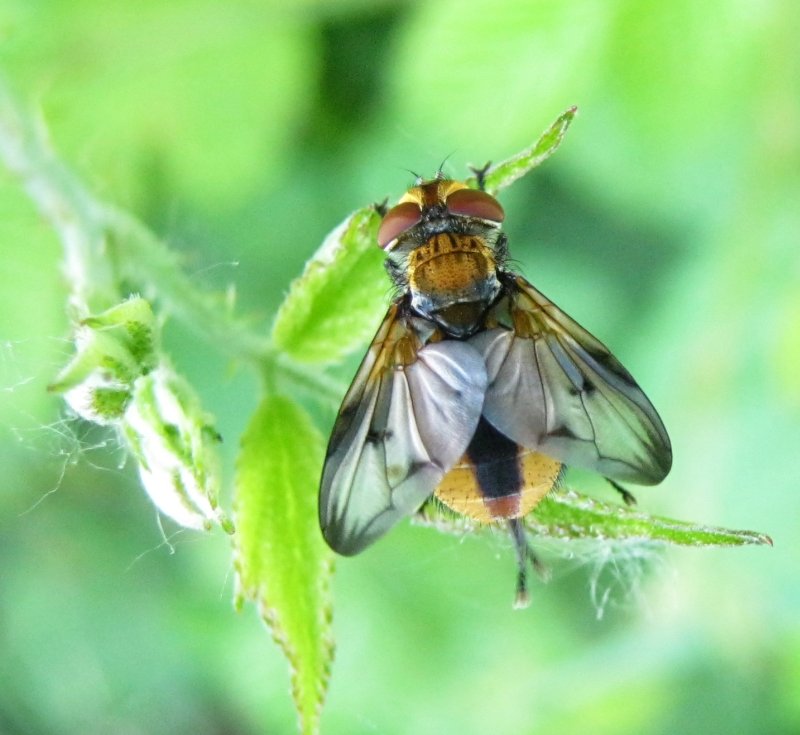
left=234, top=394, right=334, bottom=735
left=525, top=489, right=773, bottom=546
left=468, top=106, right=578, bottom=194
left=419, top=488, right=772, bottom=548
left=272, top=205, right=387, bottom=364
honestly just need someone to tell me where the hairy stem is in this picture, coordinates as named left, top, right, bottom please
left=101, top=205, right=271, bottom=364
left=0, top=75, right=117, bottom=317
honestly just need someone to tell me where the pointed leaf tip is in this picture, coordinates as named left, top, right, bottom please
left=524, top=489, right=773, bottom=548
left=473, top=106, right=579, bottom=194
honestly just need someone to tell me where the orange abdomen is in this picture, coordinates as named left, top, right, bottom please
left=434, top=416, right=562, bottom=523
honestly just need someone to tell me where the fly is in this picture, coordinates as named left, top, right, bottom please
left=318, top=172, right=672, bottom=607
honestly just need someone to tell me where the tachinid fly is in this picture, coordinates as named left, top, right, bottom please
left=318, top=172, right=672, bottom=607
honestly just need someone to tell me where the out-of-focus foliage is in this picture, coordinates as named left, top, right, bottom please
left=0, top=1, right=797, bottom=734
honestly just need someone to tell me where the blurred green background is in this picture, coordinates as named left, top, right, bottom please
left=1, top=0, right=798, bottom=733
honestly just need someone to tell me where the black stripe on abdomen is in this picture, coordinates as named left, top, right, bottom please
left=465, top=416, right=522, bottom=500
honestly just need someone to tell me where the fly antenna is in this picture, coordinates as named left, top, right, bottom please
left=435, top=151, right=457, bottom=180
left=399, top=167, right=423, bottom=185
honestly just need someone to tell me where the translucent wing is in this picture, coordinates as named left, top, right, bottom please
left=320, top=304, right=487, bottom=555
left=471, top=276, right=672, bottom=484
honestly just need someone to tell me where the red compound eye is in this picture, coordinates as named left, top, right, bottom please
left=445, top=188, right=505, bottom=223
left=377, top=202, right=422, bottom=249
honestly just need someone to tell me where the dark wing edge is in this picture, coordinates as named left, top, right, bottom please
left=319, top=306, right=488, bottom=555
left=472, top=276, right=672, bottom=485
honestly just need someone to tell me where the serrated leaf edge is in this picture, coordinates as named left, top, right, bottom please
left=232, top=396, right=336, bottom=735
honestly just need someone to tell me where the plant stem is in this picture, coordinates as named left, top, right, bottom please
left=101, top=205, right=271, bottom=364
left=0, top=75, right=117, bottom=317
left=273, top=352, right=347, bottom=407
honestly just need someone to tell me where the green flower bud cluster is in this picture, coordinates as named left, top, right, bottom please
left=50, top=297, right=157, bottom=423
left=51, top=297, right=231, bottom=532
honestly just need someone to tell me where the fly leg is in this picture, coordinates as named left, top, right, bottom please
left=373, top=197, right=389, bottom=217
left=469, top=162, right=492, bottom=191
left=605, top=478, right=637, bottom=506
left=508, top=518, right=548, bottom=609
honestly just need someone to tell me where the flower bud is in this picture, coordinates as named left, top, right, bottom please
left=50, top=297, right=158, bottom=423
left=51, top=296, right=231, bottom=533
left=122, top=365, right=231, bottom=533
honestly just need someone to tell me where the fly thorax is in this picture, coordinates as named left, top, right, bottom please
left=407, top=233, right=501, bottom=337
